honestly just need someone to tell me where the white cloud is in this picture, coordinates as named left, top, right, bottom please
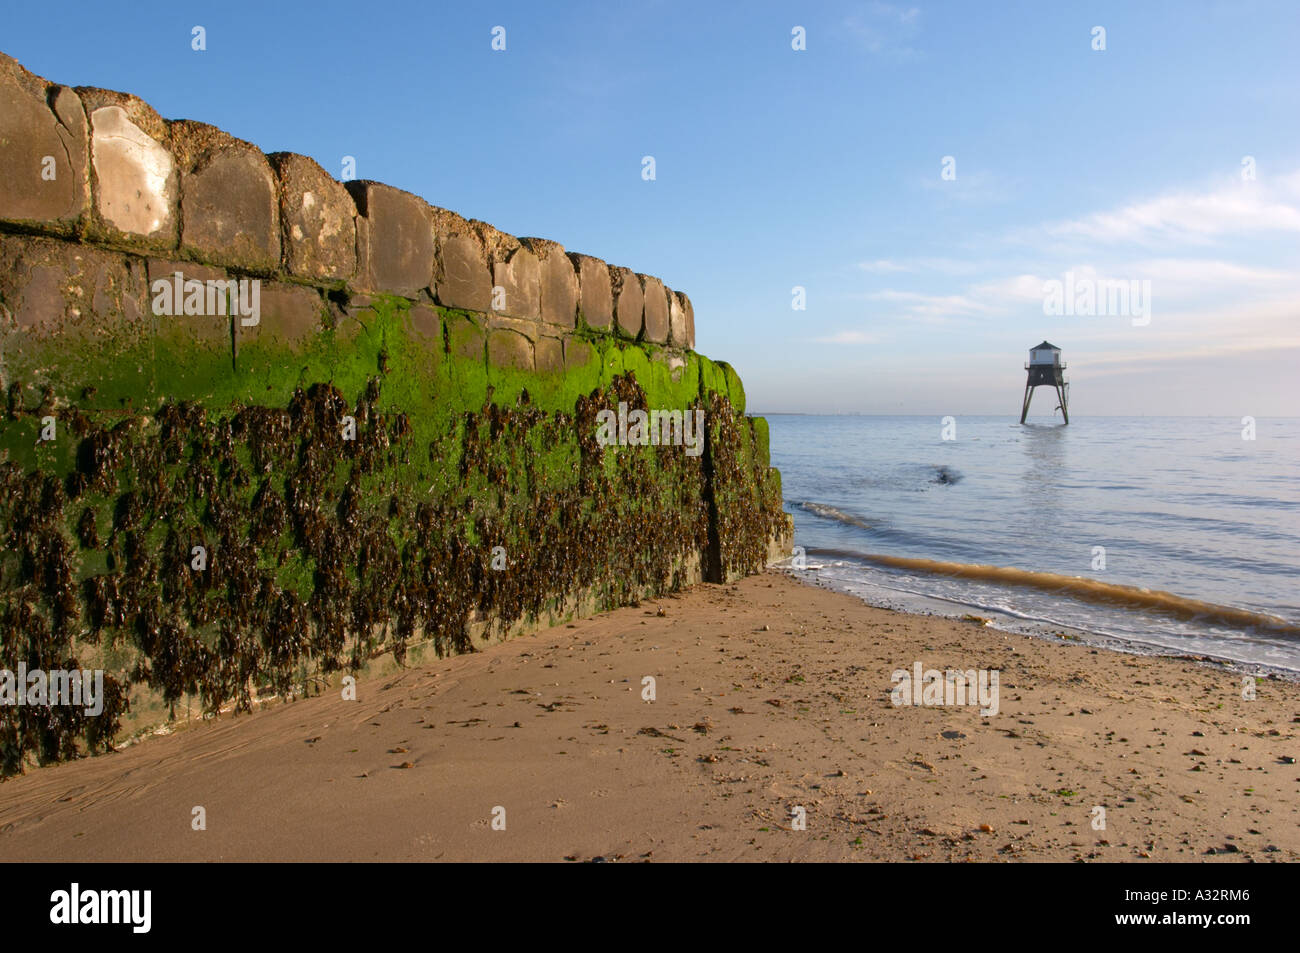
left=868, top=1, right=920, bottom=24
left=1126, top=258, right=1293, bottom=286
left=1072, top=333, right=1300, bottom=377
left=966, top=274, right=1046, bottom=303
left=857, top=259, right=912, bottom=273
left=1040, top=177, right=1300, bottom=246
left=812, top=330, right=882, bottom=344
left=866, top=288, right=999, bottom=319
left=857, top=256, right=982, bottom=275
left=842, top=168, right=1300, bottom=373
left=844, top=1, right=922, bottom=58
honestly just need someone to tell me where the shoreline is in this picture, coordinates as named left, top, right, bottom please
left=795, top=564, right=1300, bottom=686
left=1, top=570, right=1296, bottom=862
left=791, top=558, right=1300, bottom=682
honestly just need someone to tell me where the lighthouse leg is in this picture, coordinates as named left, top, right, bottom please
left=1056, top=383, right=1069, bottom=425
left=1020, top=383, right=1034, bottom=424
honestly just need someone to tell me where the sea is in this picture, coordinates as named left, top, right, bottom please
left=766, top=415, right=1300, bottom=674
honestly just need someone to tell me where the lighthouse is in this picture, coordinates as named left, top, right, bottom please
left=1020, top=341, right=1069, bottom=424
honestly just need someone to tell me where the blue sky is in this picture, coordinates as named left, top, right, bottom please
left=4, top=0, right=1298, bottom=415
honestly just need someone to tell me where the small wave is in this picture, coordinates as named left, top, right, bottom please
left=796, top=501, right=874, bottom=531
left=795, top=506, right=989, bottom=560
left=833, top=551, right=1300, bottom=635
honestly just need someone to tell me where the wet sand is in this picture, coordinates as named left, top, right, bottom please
left=1, top=571, right=1296, bottom=862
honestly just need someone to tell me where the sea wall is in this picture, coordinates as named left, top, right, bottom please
left=0, top=52, right=792, bottom=772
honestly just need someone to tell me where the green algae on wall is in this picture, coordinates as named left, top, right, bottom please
left=0, top=294, right=785, bottom=774
left=0, top=50, right=790, bottom=774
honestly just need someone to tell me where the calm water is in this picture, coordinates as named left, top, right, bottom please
left=767, top=415, right=1300, bottom=672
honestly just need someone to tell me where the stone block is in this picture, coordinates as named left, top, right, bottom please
left=144, top=257, right=235, bottom=345
left=238, top=281, right=326, bottom=350
left=641, top=274, right=669, bottom=344
left=486, top=327, right=533, bottom=371
left=403, top=304, right=444, bottom=374
left=145, top=257, right=226, bottom=286
left=610, top=266, right=643, bottom=338
left=488, top=238, right=540, bottom=322
left=77, top=87, right=177, bottom=248
left=679, top=292, right=695, bottom=349
left=345, top=180, right=434, bottom=297
left=406, top=304, right=441, bottom=344
left=0, top=233, right=146, bottom=334
left=570, top=253, right=613, bottom=331
left=521, top=237, right=576, bottom=329
left=268, top=152, right=356, bottom=281
left=668, top=290, right=688, bottom=348
left=0, top=233, right=151, bottom=409
left=170, top=120, right=278, bottom=272
left=444, top=312, right=485, bottom=362
left=484, top=313, right=540, bottom=342
left=0, top=55, right=89, bottom=232
left=535, top=336, right=564, bottom=373
left=564, top=338, right=594, bottom=371
left=431, top=207, right=492, bottom=312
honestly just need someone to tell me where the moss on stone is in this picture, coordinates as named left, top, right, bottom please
left=0, top=272, right=786, bottom=774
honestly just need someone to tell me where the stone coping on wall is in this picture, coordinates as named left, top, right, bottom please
left=0, top=51, right=695, bottom=352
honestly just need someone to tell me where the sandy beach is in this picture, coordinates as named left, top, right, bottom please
left=1, top=571, right=1296, bottom=862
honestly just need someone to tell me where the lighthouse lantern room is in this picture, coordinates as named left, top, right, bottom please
left=1020, top=341, right=1069, bottom=424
